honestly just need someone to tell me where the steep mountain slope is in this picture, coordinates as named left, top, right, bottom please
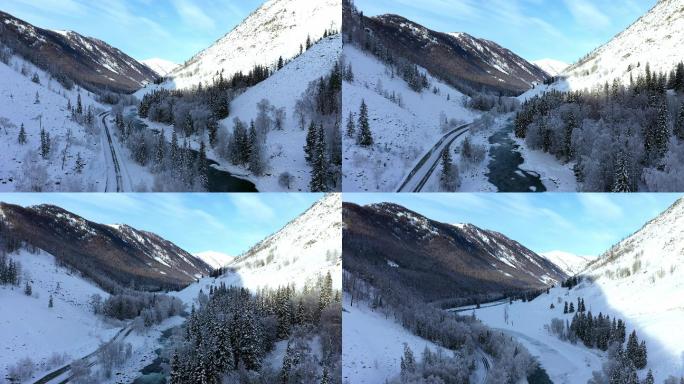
left=540, top=250, right=591, bottom=276
left=343, top=202, right=566, bottom=303
left=350, top=9, right=547, bottom=95
left=341, top=44, right=479, bottom=192
left=141, top=58, right=178, bottom=77
left=175, top=194, right=342, bottom=304
left=193, top=250, right=233, bottom=269
left=559, top=0, right=684, bottom=91
left=0, top=203, right=211, bottom=292
left=0, top=52, right=109, bottom=192
left=532, top=59, right=568, bottom=77
left=159, top=0, right=340, bottom=90
left=0, top=11, right=156, bottom=93
left=0, top=248, right=119, bottom=379
left=472, top=198, right=684, bottom=383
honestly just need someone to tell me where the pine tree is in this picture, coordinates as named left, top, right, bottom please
left=626, top=330, right=639, bottom=366
left=644, top=369, right=654, bottom=384
left=34, top=91, right=40, bottom=104
left=24, top=281, right=32, bottom=296
left=636, top=340, right=648, bottom=369
left=612, top=152, right=631, bottom=192
left=357, top=100, right=373, bottom=146
left=304, top=120, right=318, bottom=163
left=564, top=302, right=568, bottom=314
left=277, top=56, right=284, bottom=70
left=439, top=147, right=458, bottom=191
left=309, top=123, right=328, bottom=192
left=345, top=111, right=356, bottom=138
left=319, top=271, right=333, bottom=311
left=18, top=123, right=27, bottom=144
left=76, top=94, right=83, bottom=115
left=74, top=152, right=85, bottom=174
left=248, top=124, right=264, bottom=176
left=675, top=103, right=684, bottom=141
left=48, top=295, right=53, bottom=308
left=400, top=344, right=416, bottom=378
left=320, top=366, right=330, bottom=384
left=569, top=302, right=575, bottom=313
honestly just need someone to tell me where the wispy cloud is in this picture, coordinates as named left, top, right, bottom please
left=563, top=0, right=611, bottom=30
left=171, top=0, right=216, bottom=31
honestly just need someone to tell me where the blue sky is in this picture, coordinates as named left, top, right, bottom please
left=0, top=0, right=264, bottom=63
left=355, top=0, right=657, bottom=63
left=0, top=193, right=322, bottom=256
left=344, top=193, right=682, bottom=257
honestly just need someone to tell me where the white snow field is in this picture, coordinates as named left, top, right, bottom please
left=342, top=296, right=452, bottom=384
left=473, top=198, right=684, bottom=383
left=0, top=55, right=106, bottom=192
left=174, top=194, right=342, bottom=305
left=0, top=249, right=118, bottom=379
left=153, top=0, right=340, bottom=92
left=342, top=45, right=479, bottom=192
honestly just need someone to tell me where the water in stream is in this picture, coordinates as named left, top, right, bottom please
left=126, top=113, right=258, bottom=192
left=486, top=124, right=547, bottom=192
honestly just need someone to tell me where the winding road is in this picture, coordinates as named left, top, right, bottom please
left=99, top=112, right=125, bottom=192
left=33, top=326, right=132, bottom=384
left=396, top=124, right=471, bottom=192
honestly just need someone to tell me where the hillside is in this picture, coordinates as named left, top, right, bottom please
left=532, top=59, right=568, bottom=77
left=555, top=0, right=684, bottom=91
left=158, top=0, right=340, bottom=91
left=341, top=44, right=479, bottom=192
left=175, top=194, right=342, bottom=304
left=141, top=58, right=178, bottom=77
left=0, top=202, right=211, bottom=292
left=343, top=202, right=566, bottom=303
left=470, top=198, right=684, bottom=383
left=0, top=249, right=119, bottom=379
left=0, top=11, right=156, bottom=93
left=193, top=250, right=233, bottom=269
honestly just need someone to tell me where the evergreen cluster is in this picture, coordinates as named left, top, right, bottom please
left=169, top=273, right=340, bottom=384
left=0, top=252, right=20, bottom=286
left=561, top=275, right=581, bottom=289
left=515, top=62, right=684, bottom=191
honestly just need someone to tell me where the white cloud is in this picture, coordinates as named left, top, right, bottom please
left=229, top=194, right=276, bottom=223
left=578, top=194, right=624, bottom=220
left=563, top=0, right=611, bottom=30
left=171, top=0, right=216, bottom=31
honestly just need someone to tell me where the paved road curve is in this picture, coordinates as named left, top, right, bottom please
left=397, top=124, right=471, bottom=192
left=100, top=112, right=124, bottom=192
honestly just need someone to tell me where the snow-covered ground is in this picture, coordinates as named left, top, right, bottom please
left=141, top=58, right=178, bottom=77
left=342, top=297, right=452, bottom=384
left=514, top=135, right=578, bottom=192
left=532, top=59, right=568, bottom=77
left=472, top=198, right=684, bottom=383
left=468, top=288, right=605, bottom=384
left=0, top=55, right=106, bottom=192
left=342, top=44, right=479, bottom=192
left=0, top=249, right=118, bottom=379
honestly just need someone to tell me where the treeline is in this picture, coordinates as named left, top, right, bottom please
left=515, top=61, right=684, bottom=191
left=168, top=273, right=341, bottom=383
left=93, top=291, right=184, bottom=328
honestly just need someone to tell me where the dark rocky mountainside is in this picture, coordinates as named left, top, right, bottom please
left=0, top=202, right=211, bottom=292
left=344, top=1, right=548, bottom=95
left=343, top=202, right=567, bottom=303
left=0, top=11, right=157, bottom=93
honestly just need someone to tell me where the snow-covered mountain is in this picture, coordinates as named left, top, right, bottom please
left=156, top=0, right=340, bottom=91
left=0, top=202, right=211, bottom=291
left=343, top=202, right=567, bottom=302
left=0, top=11, right=156, bottom=93
left=141, top=58, right=178, bottom=77
left=351, top=9, right=547, bottom=95
left=193, top=250, right=233, bottom=269
left=175, top=194, right=341, bottom=303
left=558, top=0, right=684, bottom=91
left=540, top=250, right=591, bottom=276
left=532, top=59, right=568, bottom=77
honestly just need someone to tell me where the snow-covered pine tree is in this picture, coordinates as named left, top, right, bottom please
left=18, top=123, right=27, bottom=145
left=357, top=100, right=373, bottom=147
left=76, top=94, right=83, bottom=115
left=346, top=112, right=355, bottom=138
